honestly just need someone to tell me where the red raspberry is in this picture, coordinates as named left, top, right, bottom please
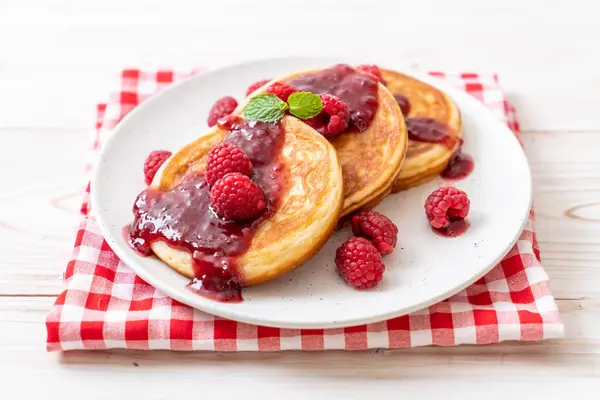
left=210, top=173, right=266, bottom=220
left=356, top=64, right=386, bottom=85
left=351, top=210, right=398, bottom=256
left=143, top=150, right=172, bottom=185
left=265, top=82, right=298, bottom=102
left=208, top=96, right=238, bottom=127
left=246, top=79, right=270, bottom=96
left=424, top=186, right=470, bottom=229
left=305, top=94, right=350, bottom=138
left=335, top=237, right=385, bottom=289
left=205, top=143, right=253, bottom=186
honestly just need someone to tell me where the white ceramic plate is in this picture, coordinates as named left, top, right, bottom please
left=92, top=57, right=531, bottom=329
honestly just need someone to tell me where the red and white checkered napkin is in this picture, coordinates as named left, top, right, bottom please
left=46, top=69, right=564, bottom=352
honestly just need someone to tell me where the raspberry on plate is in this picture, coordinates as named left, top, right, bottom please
left=265, top=82, right=298, bottom=102
left=351, top=210, right=398, bottom=256
left=424, top=186, right=471, bottom=229
left=246, top=79, right=270, bottom=96
left=305, top=94, right=350, bottom=138
left=210, top=172, right=266, bottom=221
left=335, top=237, right=385, bottom=289
left=205, top=143, right=253, bottom=186
left=207, top=96, right=238, bottom=127
left=356, top=64, right=386, bottom=85
left=143, top=150, right=172, bottom=185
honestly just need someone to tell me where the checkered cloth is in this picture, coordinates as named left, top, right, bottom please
left=46, top=68, right=564, bottom=351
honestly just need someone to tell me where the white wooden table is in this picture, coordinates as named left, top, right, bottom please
left=2, top=1, right=599, bottom=397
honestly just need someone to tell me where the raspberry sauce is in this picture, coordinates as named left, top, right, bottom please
left=432, top=219, right=470, bottom=238
left=128, top=118, right=286, bottom=302
left=392, top=89, right=474, bottom=180
left=405, top=117, right=458, bottom=149
left=288, top=64, right=379, bottom=133
left=394, top=94, right=411, bottom=116
left=441, top=142, right=474, bottom=180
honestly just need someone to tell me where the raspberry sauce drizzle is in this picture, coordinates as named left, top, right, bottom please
left=432, top=219, right=470, bottom=237
left=405, top=117, right=458, bottom=149
left=288, top=64, right=379, bottom=133
left=391, top=89, right=474, bottom=181
left=128, top=118, right=286, bottom=302
left=395, top=90, right=457, bottom=149
left=394, top=94, right=411, bottom=116
left=441, top=141, right=474, bottom=180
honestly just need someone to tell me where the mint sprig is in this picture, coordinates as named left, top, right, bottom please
left=242, top=94, right=289, bottom=122
left=242, top=91, right=323, bottom=123
left=287, top=92, right=323, bottom=119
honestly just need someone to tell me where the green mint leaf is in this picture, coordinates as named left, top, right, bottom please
left=242, top=94, right=289, bottom=122
left=287, top=92, right=323, bottom=119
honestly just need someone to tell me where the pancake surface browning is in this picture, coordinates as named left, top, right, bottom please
left=249, top=66, right=407, bottom=217
left=150, top=115, right=343, bottom=286
left=327, top=84, right=406, bottom=215
left=381, top=69, right=462, bottom=191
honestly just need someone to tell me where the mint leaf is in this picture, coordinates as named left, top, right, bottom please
left=242, top=94, right=289, bottom=122
left=287, top=92, right=323, bottom=119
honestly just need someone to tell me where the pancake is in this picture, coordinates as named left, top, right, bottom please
left=380, top=69, right=462, bottom=192
left=141, top=115, right=344, bottom=287
left=248, top=65, right=407, bottom=217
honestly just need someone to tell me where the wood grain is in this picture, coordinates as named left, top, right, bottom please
left=2, top=129, right=598, bottom=299
left=1, top=0, right=600, bottom=131
left=2, top=0, right=600, bottom=396
left=4, top=297, right=600, bottom=354
left=0, top=128, right=87, bottom=295
left=1, top=297, right=599, bottom=398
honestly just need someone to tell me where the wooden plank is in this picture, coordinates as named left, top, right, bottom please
left=6, top=297, right=595, bottom=353
left=0, top=297, right=598, bottom=399
left=522, top=132, right=600, bottom=299
left=0, top=128, right=87, bottom=295
left=1, top=129, right=600, bottom=298
left=0, top=0, right=599, bottom=130
left=1, top=0, right=599, bottom=397
left=1, top=352, right=598, bottom=399
left=1, top=351, right=599, bottom=399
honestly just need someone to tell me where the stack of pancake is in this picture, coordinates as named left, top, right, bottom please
left=146, top=64, right=461, bottom=289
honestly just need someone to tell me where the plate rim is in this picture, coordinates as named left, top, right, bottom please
left=90, top=56, right=532, bottom=329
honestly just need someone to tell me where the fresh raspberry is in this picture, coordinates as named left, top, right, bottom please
left=210, top=172, right=266, bottom=220
left=207, top=96, right=238, bottom=127
left=356, top=64, right=387, bottom=85
left=205, top=143, right=253, bottom=186
left=335, top=237, right=385, bottom=289
left=424, top=186, right=471, bottom=229
left=265, top=82, right=298, bottom=102
left=143, top=150, right=172, bottom=185
left=246, top=79, right=270, bottom=96
left=305, top=94, right=349, bottom=138
left=351, top=210, right=398, bottom=256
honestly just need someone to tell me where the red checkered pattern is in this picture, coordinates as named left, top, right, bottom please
left=46, top=68, right=563, bottom=351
